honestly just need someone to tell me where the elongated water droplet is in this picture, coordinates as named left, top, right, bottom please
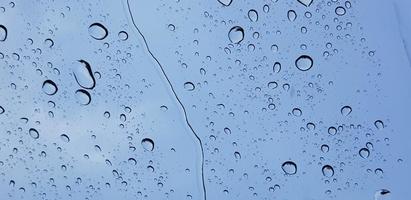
left=74, top=60, right=96, bottom=89
left=322, top=165, right=334, bottom=177
left=281, top=161, right=297, bottom=175
left=295, top=55, right=313, bottom=71
left=287, top=10, right=297, bottom=21
left=228, top=26, right=244, bottom=44
left=248, top=9, right=258, bottom=22
left=141, top=138, right=154, bottom=151
left=217, top=0, right=232, bottom=6
left=42, top=80, right=58, bottom=95
left=184, top=82, right=195, bottom=91
left=75, top=89, right=91, bottom=105
left=297, top=0, right=313, bottom=7
left=0, top=25, right=7, bottom=41
left=29, top=128, right=39, bottom=139
left=88, top=23, right=108, bottom=40
left=273, top=62, right=281, bottom=73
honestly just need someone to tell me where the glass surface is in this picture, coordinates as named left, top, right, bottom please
left=1, top=0, right=410, bottom=199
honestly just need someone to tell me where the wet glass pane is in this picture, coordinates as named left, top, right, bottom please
left=1, top=0, right=410, bottom=199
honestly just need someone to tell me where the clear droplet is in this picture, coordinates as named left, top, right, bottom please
left=297, top=0, right=313, bottom=7
left=74, top=60, right=96, bottom=89
left=335, top=6, right=346, bottom=16
left=295, top=55, right=313, bottom=71
left=359, top=148, right=370, bottom=158
left=228, top=26, right=244, bottom=44
left=321, top=144, right=329, bottom=153
left=75, top=89, right=91, bottom=105
left=0, top=25, right=7, bottom=41
left=42, top=80, right=58, bottom=95
left=217, top=0, right=232, bottom=6
left=29, top=128, right=39, bottom=139
left=60, top=134, right=70, bottom=143
left=184, top=82, right=195, bottom=91
left=281, top=161, right=297, bottom=175
left=273, top=62, right=281, bottom=73
left=287, top=10, right=297, bottom=21
left=292, top=108, right=302, bottom=117
left=322, top=165, right=334, bottom=177
left=340, top=106, right=352, bottom=116
left=248, top=9, right=258, bottom=22
left=374, top=120, right=384, bottom=129
left=118, top=31, right=128, bottom=41
left=141, top=138, right=154, bottom=151
left=328, top=127, right=337, bottom=135
left=44, top=38, right=54, bottom=48
left=88, top=23, right=108, bottom=40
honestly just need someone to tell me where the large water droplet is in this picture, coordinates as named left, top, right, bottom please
left=335, top=6, right=346, bottom=16
left=184, top=82, right=195, bottom=91
left=42, top=80, right=58, bottom=95
left=248, top=9, right=258, bottom=22
left=228, top=26, right=244, bottom=44
left=75, top=89, right=91, bottom=105
left=322, top=165, right=334, bottom=177
left=295, top=55, right=313, bottom=71
left=217, top=0, right=232, bottom=6
left=0, top=25, right=8, bottom=41
left=141, top=138, right=154, bottom=151
left=29, top=128, right=39, bottom=139
left=359, top=148, right=370, bottom=158
left=287, top=10, right=297, bottom=22
left=88, top=23, right=108, bottom=40
left=74, top=60, right=96, bottom=89
left=0, top=106, right=4, bottom=114
left=297, top=0, right=313, bottom=7
left=281, top=161, right=297, bottom=175
left=340, top=106, right=352, bottom=116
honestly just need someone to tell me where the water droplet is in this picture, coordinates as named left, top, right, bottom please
left=297, top=0, right=313, bottom=7
left=0, top=106, right=4, bottom=114
left=184, top=82, right=195, bottom=91
left=118, top=31, right=128, bottom=41
left=295, top=55, right=313, bottom=71
left=248, top=9, right=258, bottom=22
left=0, top=25, right=7, bottom=41
left=42, top=80, right=58, bottom=95
left=335, top=6, right=346, bottom=16
left=268, top=81, right=278, bottom=89
left=217, top=0, right=232, bottom=6
left=29, top=128, right=39, bottom=139
left=141, top=138, right=154, bottom=151
left=44, top=38, right=54, bottom=48
left=328, top=127, right=337, bottom=135
left=374, top=189, right=390, bottom=200
left=74, top=60, right=95, bottom=89
left=292, top=108, right=302, bottom=117
left=322, top=165, right=334, bottom=177
left=234, top=152, right=241, bottom=159
left=359, top=148, right=370, bottom=158
left=340, top=106, right=352, bottom=116
left=273, top=62, right=281, bottom=73
left=321, top=144, right=329, bottom=153
left=228, top=26, right=244, bottom=44
left=88, top=23, right=108, bottom=40
left=281, top=161, right=297, bottom=175
left=75, top=89, right=91, bottom=105
left=287, top=10, right=297, bottom=21
left=168, top=24, right=176, bottom=31
left=263, top=4, right=269, bottom=13
left=128, top=158, right=137, bottom=165
left=60, top=134, right=70, bottom=142
left=374, top=120, right=384, bottom=129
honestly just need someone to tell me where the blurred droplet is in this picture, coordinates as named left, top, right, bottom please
left=297, top=0, right=313, bottom=7
left=340, top=106, right=352, bottom=116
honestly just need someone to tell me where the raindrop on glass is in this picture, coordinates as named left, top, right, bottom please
left=60, top=134, right=70, bottom=143
left=322, top=165, right=334, bottom=177
left=88, top=23, right=108, bottom=40
left=74, top=60, right=96, bottom=89
left=297, top=0, right=313, bottom=7
left=287, top=10, right=297, bottom=22
left=42, top=80, right=58, bottom=95
left=141, top=138, right=154, bottom=151
left=340, top=106, right=352, bottom=116
left=335, top=6, right=346, bottom=16
left=29, top=128, right=39, bottom=139
left=295, top=55, right=313, bottom=71
left=359, top=148, right=370, bottom=158
left=248, top=9, right=258, bottom=22
left=184, top=82, right=195, bottom=91
left=0, top=25, right=7, bottom=41
left=217, top=0, right=232, bottom=6
left=228, top=26, right=244, bottom=44
left=75, top=89, right=91, bottom=105
left=281, top=161, right=297, bottom=175
left=374, top=120, right=384, bottom=129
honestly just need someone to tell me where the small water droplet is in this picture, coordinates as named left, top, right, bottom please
left=228, top=26, right=244, bottom=44
left=217, top=0, right=232, bottom=6
left=340, top=106, right=352, bottom=116
left=0, top=25, right=7, bottom=41
left=248, top=9, right=258, bottom=22
left=328, top=127, right=337, bottom=135
left=44, top=38, right=54, bottom=48
left=321, top=144, right=329, bottom=153
left=75, top=89, right=91, bottom=105
left=292, top=108, right=302, bottom=117
left=0, top=106, right=4, bottom=114
left=42, top=80, right=58, bottom=95
left=273, top=62, right=281, bottom=73
left=168, top=24, right=176, bottom=31
left=374, top=120, right=384, bottom=129
left=141, top=138, right=154, bottom=151
left=74, top=60, right=96, bottom=89
left=88, top=23, right=108, bottom=40
left=322, top=165, right=334, bottom=177
left=281, top=161, right=297, bottom=175
left=335, top=6, right=346, bottom=16
left=29, top=128, right=39, bottom=139
left=359, top=148, right=370, bottom=158
left=295, top=55, right=313, bottom=71
left=60, top=134, right=70, bottom=142
left=287, top=10, right=297, bottom=21
left=118, top=31, right=128, bottom=40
